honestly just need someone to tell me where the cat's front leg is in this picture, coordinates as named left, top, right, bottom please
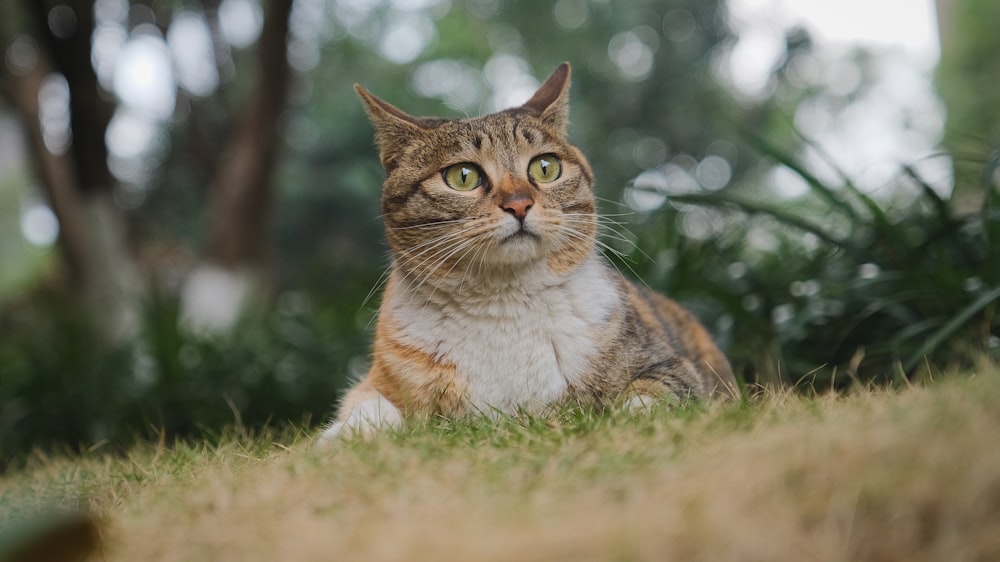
left=318, top=381, right=402, bottom=444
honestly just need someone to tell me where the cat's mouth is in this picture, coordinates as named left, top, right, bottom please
left=500, top=229, right=540, bottom=244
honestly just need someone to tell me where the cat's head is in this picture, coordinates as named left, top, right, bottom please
left=357, top=63, right=597, bottom=285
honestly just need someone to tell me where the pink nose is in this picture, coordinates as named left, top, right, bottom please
left=501, top=195, right=533, bottom=220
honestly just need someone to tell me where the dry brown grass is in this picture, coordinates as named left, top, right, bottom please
left=3, top=363, right=1000, bottom=561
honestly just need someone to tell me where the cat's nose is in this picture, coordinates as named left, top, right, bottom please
left=501, top=194, right=533, bottom=221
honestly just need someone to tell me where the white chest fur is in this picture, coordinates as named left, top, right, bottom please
left=388, top=256, right=619, bottom=414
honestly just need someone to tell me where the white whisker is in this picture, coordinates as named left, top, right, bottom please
left=551, top=221, right=648, bottom=286
left=364, top=221, right=485, bottom=311
left=388, top=218, right=471, bottom=231
left=410, top=237, right=481, bottom=307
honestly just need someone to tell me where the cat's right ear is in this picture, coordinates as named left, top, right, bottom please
left=354, top=85, right=423, bottom=168
left=521, top=62, right=571, bottom=135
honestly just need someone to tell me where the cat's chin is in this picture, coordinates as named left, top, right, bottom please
left=487, top=232, right=545, bottom=265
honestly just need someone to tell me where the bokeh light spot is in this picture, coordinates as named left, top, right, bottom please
left=553, top=0, right=589, bottom=30
left=113, top=34, right=176, bottom=120
left=662, top=8, right=696, bottom=43
left=608, top=30, right=654, bottom=81
left=5, top=35, right=39, bottom=76
left=768, top=165, right=809, bottom=199
left=106, top=109, right=160, bottom=159
left=219, top=0, right=264, bottom=48
left=21, top=203, right=59, bottom=247
left=167, top=12, right=220, bottom=97
left=47, top=5, right=78, bottom=40
left=39, top=74, right=72, bottom=154
left=379, top=14, right=435, bottom=65
left=412, top=59, right=482, bottom=110
left=696, top=155, right=732, bottom=191
left=484, top=54, right=538, bottom=111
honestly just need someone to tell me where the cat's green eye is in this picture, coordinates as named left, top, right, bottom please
left=442, top=163, right=483, bottom=191
left=528, top=154, right=562, bottom=183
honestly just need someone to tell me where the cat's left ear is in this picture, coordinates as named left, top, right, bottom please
left=521, top=62, right=571, bottom=135
left=355, top=84, right=424, bottom=168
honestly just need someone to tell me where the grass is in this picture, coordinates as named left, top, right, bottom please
left=2, top=365, right=1000, bottom=561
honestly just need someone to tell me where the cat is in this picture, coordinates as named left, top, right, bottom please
left=320, top=62, right=737, bottom=442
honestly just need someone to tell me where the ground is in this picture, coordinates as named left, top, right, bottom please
left=2, top=363, right=1000, bottom=561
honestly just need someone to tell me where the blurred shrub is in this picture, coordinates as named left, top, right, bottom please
left=624, top=136, right=1000, bottom=389
left=0, top=280, right=374, bottom=470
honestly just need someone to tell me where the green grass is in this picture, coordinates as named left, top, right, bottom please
left=3, top=363, right=1000, bottom=561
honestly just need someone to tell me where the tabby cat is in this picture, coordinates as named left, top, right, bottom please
left=320, top=63, right=736, bottom=441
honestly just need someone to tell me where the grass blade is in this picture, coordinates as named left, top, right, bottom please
left=739, top=128, right=859, bottom=221
left=800, top=131, right=895, bottom=231
left=903, top=286, right=1000, bottom=372
left=669, top=192, right=854, bottom=251
left=902, top=164, right=952, bottom=223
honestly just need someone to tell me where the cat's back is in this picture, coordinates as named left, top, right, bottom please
left=613, top=274, right=737, bottom=399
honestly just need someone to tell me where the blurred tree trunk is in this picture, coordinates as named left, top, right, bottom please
left=180, top=0, right=294, bottom=331
left=1, top=0, right=141, bottom=342
left=934, top=0, right=1000, bottom=212
left=934, top=0, right=953, bottom=48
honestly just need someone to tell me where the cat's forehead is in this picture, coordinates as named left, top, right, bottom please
left=435, top=109, right=556, bottom=147
left=384, top=106, right=569, bottom=173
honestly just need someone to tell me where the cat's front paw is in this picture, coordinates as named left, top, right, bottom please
left=317, top=396, right=403, bottom=445
left=622, top=394, right=657, bottom=411
left=621, top=392, right=678, bottom=412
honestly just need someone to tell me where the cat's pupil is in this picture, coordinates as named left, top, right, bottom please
left=539, top=160, right=549, bottom=175
left=461, top=168, right=470, bottom=182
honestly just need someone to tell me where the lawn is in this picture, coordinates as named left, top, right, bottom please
left=2, top=363, right=1000, bottom=561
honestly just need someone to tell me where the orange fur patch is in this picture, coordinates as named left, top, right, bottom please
left=368, top=320, right=469, bottom=417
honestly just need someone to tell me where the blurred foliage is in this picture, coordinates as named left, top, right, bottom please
left=627, top=136, right=1000, bottom=387
left=0, top=174, right=52, bottom=298
left=136, top=0, right=738, bottom=287
left=0, top=280, right=373, bottom=470
left=1, top=0, right=999, bottom=467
